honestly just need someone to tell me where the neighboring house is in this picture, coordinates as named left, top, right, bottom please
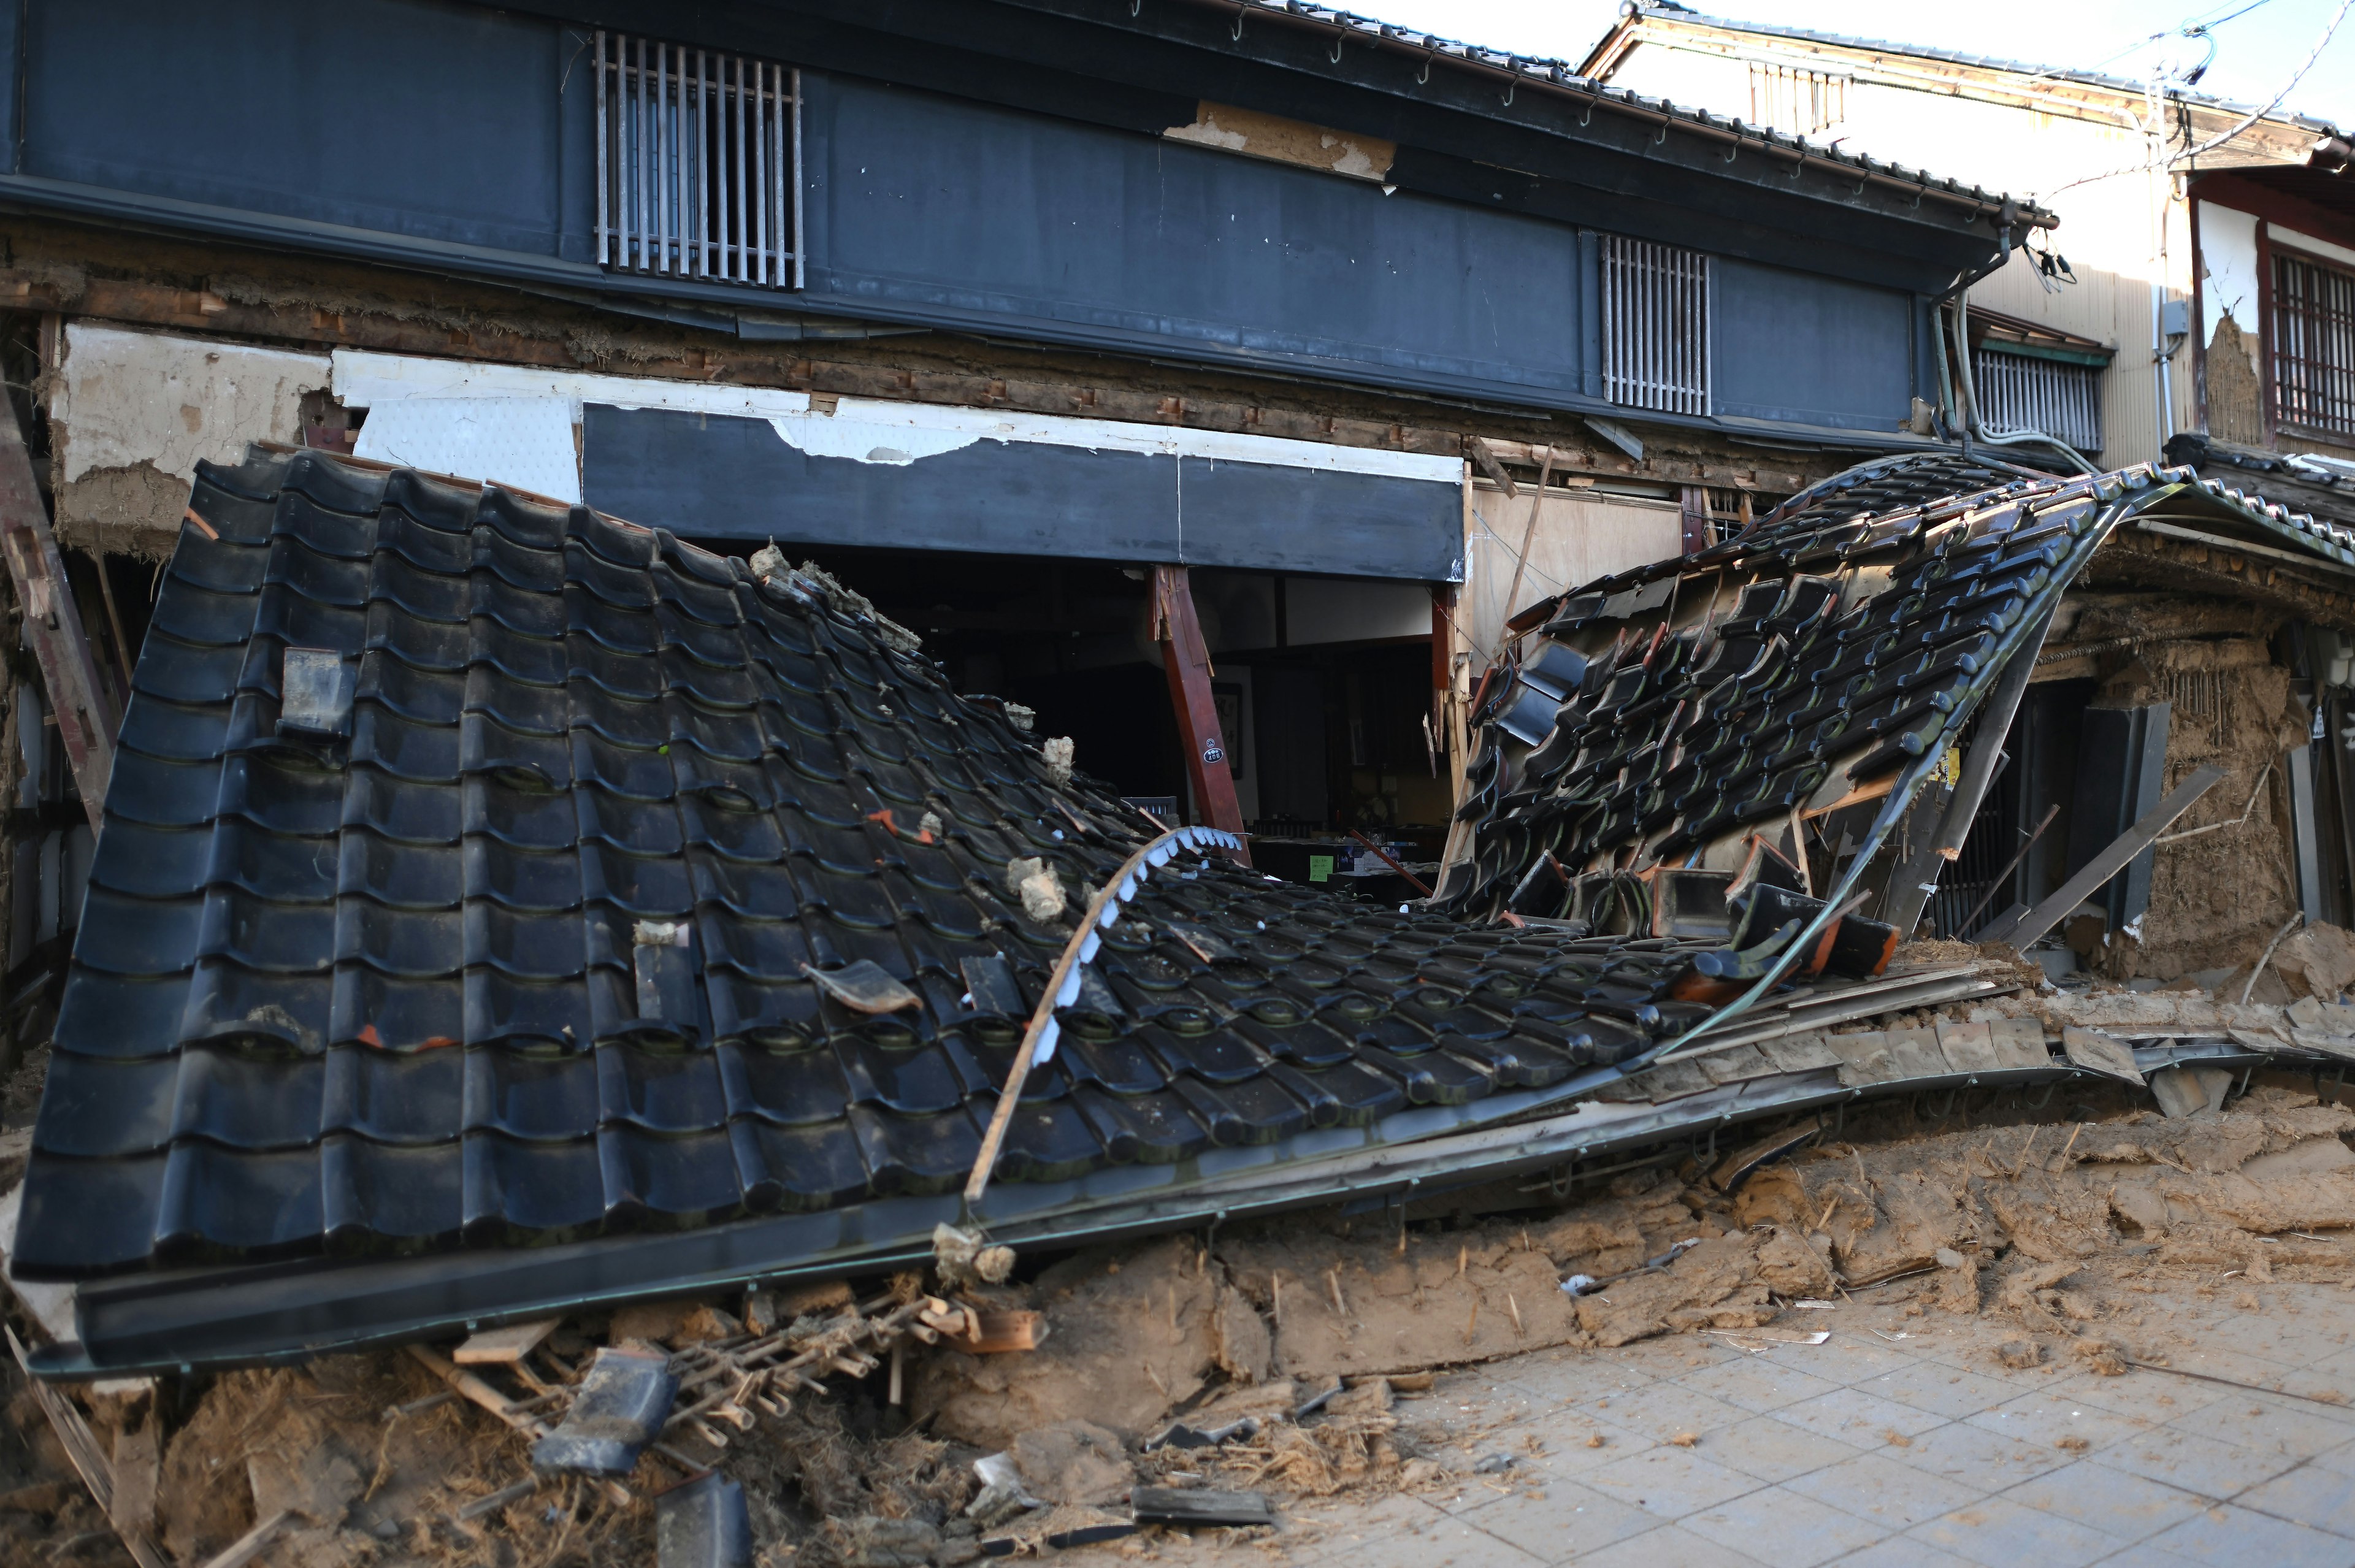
left=0, top=0, right=2039, bottom=1023
left=1580, top=2, right=2355, bottom=481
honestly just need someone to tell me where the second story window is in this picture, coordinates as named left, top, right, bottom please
left=1972, top=348, right=2104, bottom=456
left=595, top=32, right=802, bottom=289
left=2274, top=248, right=2355, bottom=443
left=1602, top=236, right=1710, bottom=417
left=1747, top=63, right=1848, bottom=138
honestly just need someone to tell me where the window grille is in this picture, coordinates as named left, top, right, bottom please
left=1601, top=237, right=1710, bottom=416
left=1746, top=63, right=1848, bottom=137
left=1972, top=348, right=2103, bottom=454
left=595, top=31, right=802, bottom=289
left=2274, top=250, right=2355, bottom=442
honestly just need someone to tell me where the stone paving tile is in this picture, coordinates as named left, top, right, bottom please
left=1672, top=1351, right=1850, bottom=1415
left=1452, top=1474, right=1666, bottom=1561
left=1698, top=1412, right=1867, bottom=1485
left=2143, top=1501, right=2355, bottom=1566
left=1831, top=1538, right=1983, bottom=1567
left=1782, top=1450, right=1989, bottom=1531
left=1858, top=1359, right=2034, bottom=1421
left=1903, top=1496, right=2128, bottom=1568
left=2097, top=1422, right=2310, bottom=1497
left=1677, top=1482, right=1896, bottom=1567
left=1494, top=1352, right=1662, bottom=1410
left=1771, top=1386, right=1952, bottom=1447
left=1571, top=1521, right=1771, bottom=1567
left=1962, top=1386, right=2153, bottom=1454
left=2232, top=1459, right=2355, bottom=1538
left=1580, top=1381, right=1758, bottom=1447
left=2169, top=1394, right=2355, bottom=1463
left=1998, top=1459, right=2211, bottom=1545
left=1582, top=1443, right=1766, bottom=1520
left=1277, top=1492, right=1454, bottom=1564
left=1482, top=1414, right=1662, bottom=1483
left=2270, top=1352, right=2355, bottom=1405
left=2023, top=1368, right=2234, bottom=1423
left=1882, top=1417, right=2075, bottom=1488
left=1296, top=1499, right=1548, bottom=1568
left=2309, top=1437, right=2355, bottom=1478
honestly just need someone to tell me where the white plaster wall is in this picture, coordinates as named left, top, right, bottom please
left=1604, top=42, right=2202, bottom=464
left=52, top=324, right=328, bottom=484
left=2200, top=201, right=2263, bottom=343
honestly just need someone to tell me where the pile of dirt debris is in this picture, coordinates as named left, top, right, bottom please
left=5, top=1074, right=2346, bottom=1567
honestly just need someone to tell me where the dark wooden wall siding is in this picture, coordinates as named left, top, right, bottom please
left=4, top=0, right=1928, bottom=438
left=1711, top=260, right=1917, bottom=431
left=581, top=405, right=1465, bottom=580
left=803, top=75, right=1587, bottom=400
left=24, top=0, right=589, bottom=260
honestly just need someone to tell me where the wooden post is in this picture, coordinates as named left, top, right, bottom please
left=1150, top=564, right=1248, bottom=860
left=1678, top=484, right=1712, bottom=556
left=0, top=392, right=113, bottom=830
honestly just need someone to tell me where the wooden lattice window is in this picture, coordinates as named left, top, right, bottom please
left=2273, top=249, right=2355, bottom=441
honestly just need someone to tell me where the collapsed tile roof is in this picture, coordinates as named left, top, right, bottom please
left=16, top=445, right=2355, bottom=1373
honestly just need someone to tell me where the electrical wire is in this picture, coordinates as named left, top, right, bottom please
left=2043, top=0, right=2353, bottom=196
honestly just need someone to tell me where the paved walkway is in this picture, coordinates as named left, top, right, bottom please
left=1090, top=1283, right=2355, bottom=1566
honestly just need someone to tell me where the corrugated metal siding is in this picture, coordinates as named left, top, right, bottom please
left=595, top=31, right=802, bottom=288
left=1602, top=236, right=1710, bottom=415
left=1974, top=347, right=2104, bottom=454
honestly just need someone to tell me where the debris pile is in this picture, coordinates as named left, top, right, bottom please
left=4, top=1051, right=2353, bottom=1564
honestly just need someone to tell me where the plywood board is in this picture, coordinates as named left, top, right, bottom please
left=1462, top=484, right=1681, bottom=658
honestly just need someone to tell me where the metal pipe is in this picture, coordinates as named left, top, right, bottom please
left=695, top=51, right=708, bottom=277
left=791, top=67, right=804, bottom=289
left=730, top=54, right=739, bottom=283
left=594, top=31, right=608, bottom=269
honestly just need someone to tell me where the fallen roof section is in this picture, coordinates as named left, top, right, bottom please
left=17, top=444, right=2355, bottom=1375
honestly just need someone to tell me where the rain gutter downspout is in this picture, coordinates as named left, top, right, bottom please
left=1947, top=251, right=2102, bottom=477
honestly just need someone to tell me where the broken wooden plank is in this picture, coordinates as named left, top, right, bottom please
left=404, top=1343, right=551, bottom=1439
left=1466, top=438, right=1518, bottom=496
left=1882, top=613, right=2052, bottom=935
left=4, top=1328, right=170, bottom=1568
left=1978, top=765, right=2227, bottom=949
left=453, top=1317, right=563, bottom=1366
left=946, top=1310, right=1047, bottom=1355
left=198, top=1509, right=293, bottom=1568
left=0, top=391, right=113, bottom=828
left=109, top=1425, right=158, bottom=1544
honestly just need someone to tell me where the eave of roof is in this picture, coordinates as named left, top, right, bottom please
left=1127, top=0, right=2056, bottom=228
left=1582, top=2, right=2351, bottom=168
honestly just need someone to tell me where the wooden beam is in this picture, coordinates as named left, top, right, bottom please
left=1150, top=565, right=1249, bottom=859
left=1679, top=484, right=1712, bottom=556
left=452, top=1317, right=562, bottom=1366
left=1978, top=765, right=2228, bottom=949
left=0, top=392, right=113, bottom=828
left=1880, top=613, right=2051, bottom=935
left=5, top=1329, right=170, bottom=1568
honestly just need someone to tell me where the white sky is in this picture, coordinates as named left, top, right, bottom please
left=1343, top=0, right=2355, bottom=131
